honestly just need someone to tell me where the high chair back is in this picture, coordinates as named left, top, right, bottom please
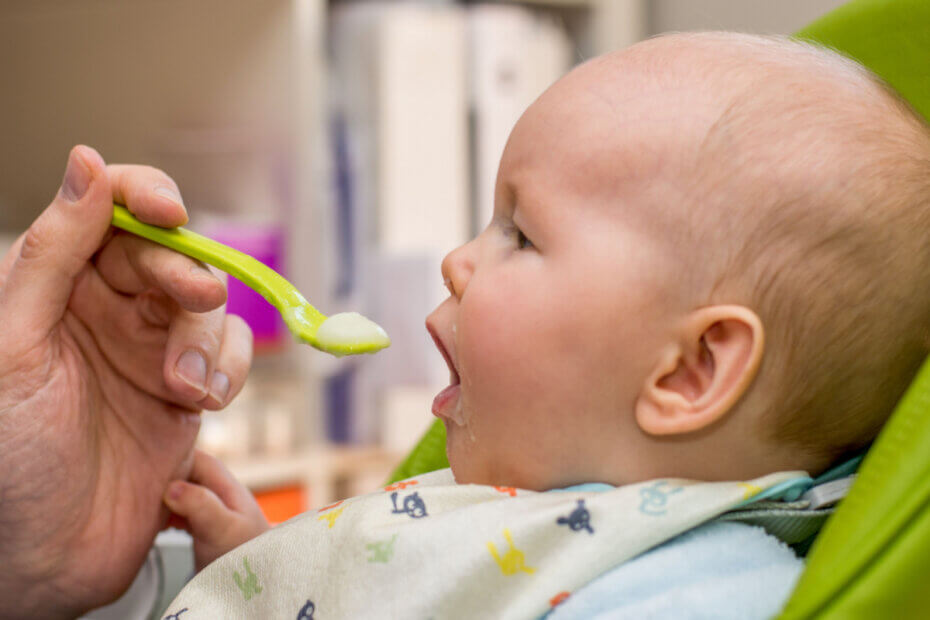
left=779, top=2, right=930, bottom=615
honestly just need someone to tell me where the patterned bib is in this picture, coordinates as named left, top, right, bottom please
left=164, top=468, right=804, bottom=619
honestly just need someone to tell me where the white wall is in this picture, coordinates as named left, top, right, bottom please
left=646, top=0, right=850, bottom=36
left=0, top=0, right=299, bottom=230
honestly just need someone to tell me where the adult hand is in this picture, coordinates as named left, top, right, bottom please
left=0, top=146, right=253, bottom=618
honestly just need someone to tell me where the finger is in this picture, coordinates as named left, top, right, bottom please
left=165, top=303, right=226, bottom=402
left=68, top=265, right=189, bottom=405
left=0, top=146, right=111, bottom=336
left=163, top=480, right=235, bottom=546
left=199, top=314, right=253, bottom=411
left=68, top=262, right=232, bottom=409
left=188, top=450, right=259, bottom=515
left=107, top=163, right=188, bottom=227
left=95, top=232, right=226, bottom=313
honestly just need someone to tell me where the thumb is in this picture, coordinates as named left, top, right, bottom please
left=164, top=480, right=235, bottom=545
left=0, top=145, right=111, bottom=335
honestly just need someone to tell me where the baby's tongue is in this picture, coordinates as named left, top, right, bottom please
left=431, top=383, right=463, bottom=425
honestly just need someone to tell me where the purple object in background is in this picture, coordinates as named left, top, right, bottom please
left=204, top=220, right=286, bottom=350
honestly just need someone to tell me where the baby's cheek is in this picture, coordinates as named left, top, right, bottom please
left=458, top=282, right=520, bottom=364
left=458, top=285, right=530, bottom=386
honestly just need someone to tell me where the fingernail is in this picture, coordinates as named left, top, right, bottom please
left=190, top=261, right=217, bottom=280
left=175, top=350, right=207, bottom=394
left=209, top=371, right=230, bottom=404
left=153, top=185, right=184, bottom=207
left=168, top=481, right=184, bottom=501
left=60, top=151, right=91, bottom=203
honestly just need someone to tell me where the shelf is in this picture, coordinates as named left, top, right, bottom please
left=226, top=444, right=405, bottom=506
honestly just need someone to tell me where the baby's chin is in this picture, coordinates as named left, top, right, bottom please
left=443, top=416, right=568, bottom=491
left=449, top=463, right=515, bottom=489
left=444, top=423, right=498, bottom=487
left=446, top=439, right=551, bottom=491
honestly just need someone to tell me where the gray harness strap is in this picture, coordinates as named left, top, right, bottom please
left=716, top=475, right=857, bottom=554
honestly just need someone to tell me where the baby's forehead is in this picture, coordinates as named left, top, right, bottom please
left=513, top=33, right=888, bottom=198
left=503, top=62, right=713, bottom=195
left=498, top=31, right=914, bottom=275
left=498, top=50, right=735, bottom=233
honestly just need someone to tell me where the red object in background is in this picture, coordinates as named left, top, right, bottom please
left=253, top=484, right=307, bottom=525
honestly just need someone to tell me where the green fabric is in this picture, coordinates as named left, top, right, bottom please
left=778, top=356, right=930, bottom=618
left=386, top=418, right=448, bottom=484
left=778, top=2, right=930, bottom=617
left=794, top=0, right=930, bottom=123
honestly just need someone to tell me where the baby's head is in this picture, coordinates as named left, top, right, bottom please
left=426, top=32, right=930, bottom=491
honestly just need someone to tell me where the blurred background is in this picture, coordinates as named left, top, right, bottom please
left=0, top=0, right=848, bottom=519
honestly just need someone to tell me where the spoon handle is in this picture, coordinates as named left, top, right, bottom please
left=110, top=204, right=325, bottom=328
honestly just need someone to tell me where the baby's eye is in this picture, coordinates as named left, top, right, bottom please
left=516, top=228, right=534, bottom=250
left=501, top=220, right=534, bottom=251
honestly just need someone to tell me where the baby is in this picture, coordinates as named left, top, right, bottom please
left=162, top=32, right=930, bottom=618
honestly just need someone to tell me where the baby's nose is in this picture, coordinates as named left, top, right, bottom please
left=440, top=240, right=475, bottom=300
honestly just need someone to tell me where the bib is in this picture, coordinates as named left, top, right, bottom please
left=165, top=468, right=805, bottom=619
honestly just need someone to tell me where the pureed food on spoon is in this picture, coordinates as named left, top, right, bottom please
left=314, top=312, right=391, bottom=357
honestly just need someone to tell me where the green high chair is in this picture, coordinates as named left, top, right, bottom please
left=388, top=1, right=930, bottom=616
left=781, top=1, right=930, bottom=616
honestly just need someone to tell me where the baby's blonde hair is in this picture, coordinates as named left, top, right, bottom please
left=686, top=33, right=930, bottom=468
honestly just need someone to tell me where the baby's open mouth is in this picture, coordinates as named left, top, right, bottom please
left=427, top=325, right=464, bottom=425
left=428, top=324, right=460, bottom=387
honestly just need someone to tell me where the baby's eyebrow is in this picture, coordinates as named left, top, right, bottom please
left=504, top=173, right=541, bottom=216
left=499, top=177, right=519, bottom=212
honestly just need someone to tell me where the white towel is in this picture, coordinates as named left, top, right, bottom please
left=548, top=521, right=803, bottom=619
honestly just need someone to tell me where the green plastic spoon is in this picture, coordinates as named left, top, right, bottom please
left=111, top=204, right=390, bottom=357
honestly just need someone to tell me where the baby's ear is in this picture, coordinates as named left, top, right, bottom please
left=634, top=306, right=764, bottom=436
